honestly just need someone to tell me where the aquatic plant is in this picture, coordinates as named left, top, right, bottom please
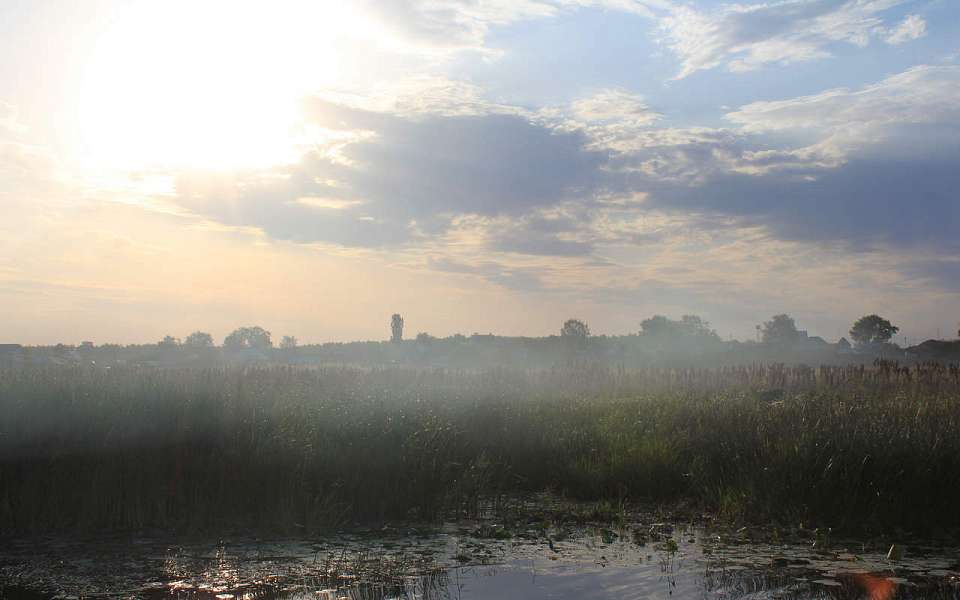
left=0, top=363, right=958, bottom=534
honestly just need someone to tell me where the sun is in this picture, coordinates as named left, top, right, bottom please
left=75, top=1, right=352, bottom=172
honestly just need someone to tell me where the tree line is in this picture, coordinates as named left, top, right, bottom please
left=149, top=312, right=902, bottom=351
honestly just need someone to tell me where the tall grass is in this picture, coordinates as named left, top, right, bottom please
left=1, top=363, right=958, bottom=534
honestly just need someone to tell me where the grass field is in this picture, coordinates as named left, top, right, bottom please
left=1, top=363, right=959, bottom=534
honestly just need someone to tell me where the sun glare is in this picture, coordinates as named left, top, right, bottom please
left=75, top=1, right=349, bottom=171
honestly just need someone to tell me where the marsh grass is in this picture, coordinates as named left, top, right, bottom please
left=1, top=363, right=958, bottom=534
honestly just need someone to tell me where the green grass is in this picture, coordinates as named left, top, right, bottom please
left=1, top=363, right=958, bottom=534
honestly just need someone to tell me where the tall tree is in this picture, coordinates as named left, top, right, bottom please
left=223, top=326, right=272, bottom=351
left=560, top=318, right=590, bottom=340
left=184, top=331, right=214, bottom=348
left=761, top=314, right=801, bottom=345
left=158, top=335, right=180, bottom=347
left=849, top=315, right=899, bottom=347
left=391, top=314, right=404, bottom=343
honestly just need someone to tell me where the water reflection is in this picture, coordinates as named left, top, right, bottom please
left=1, top=523, right=958, bottom=600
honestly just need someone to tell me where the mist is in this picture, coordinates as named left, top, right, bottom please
left=3, top=0, right=960, bottom=598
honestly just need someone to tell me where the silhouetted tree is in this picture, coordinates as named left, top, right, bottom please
left=640, top=315, right=673, bottom=337
left=561, top=319, right=590, bottom=340
left=391, top=314, right=404, bottom=343
left=158, top=335, right=180, bottom=347
left=223, top=326, right=272, bottom=351
left=641, top=314, right=719, bottom=340
left=280, top=336, right=298, bottom=349
left=415, top=332, right=435, bottom=343
left=761, top=314, right=801, bottom=345
left=849, top=315, right=899, bottom=347
left=837, top=337, right=852, bottom=351
left=184, top=331, right=214, bottom=348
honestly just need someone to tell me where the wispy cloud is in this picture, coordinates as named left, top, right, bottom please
left=658, top=0, right=921, bottom=78
left=885, top=14, right=926, bottom=45
left=358, top=0, right=559, bottom=52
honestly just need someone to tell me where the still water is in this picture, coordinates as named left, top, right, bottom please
left=1, top=518, right=958, bottom=599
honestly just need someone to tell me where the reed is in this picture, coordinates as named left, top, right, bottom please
left=1, top=363, right=958, bottom=534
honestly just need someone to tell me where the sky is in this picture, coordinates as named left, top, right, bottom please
left=1, top=0, right=958, bottom=345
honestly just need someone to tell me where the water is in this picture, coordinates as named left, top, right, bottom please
left=2, top=519, right=958, bottom=599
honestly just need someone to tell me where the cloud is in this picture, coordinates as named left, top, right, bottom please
left=488, top=215, right=596, bottom=256
left=725, top=65, right=960, bottom=170
left=589, top=65, right=960, bottom=252
left=658, top=0, right=921, bottom=78
left=173, top=62, right=959, bottom=265
left=569, top=89, right=660, bottom=126
left=727, top=66, right=960, bottom=135
left=885, top=14, right=926, bottom=45
left=173, top=99, right=610, bottom=251
left=358, top=0, right=559, bottom=52
left=319, top=75, right=520, bottom=118
left=901, top=258, right=960, bottom=292
left=646, top=151, right=960, bottom=248
left=428, top=257, right=544, bottom=291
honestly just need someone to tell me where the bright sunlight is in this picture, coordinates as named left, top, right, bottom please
left=75, top=1, right=351, bottom=171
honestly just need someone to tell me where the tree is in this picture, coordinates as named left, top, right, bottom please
left=640, top=315, right=674, bottom=337
left=560, top=318, right=590, bottom=340
left=184, top=331, right=214, bottom=348
left=391, top=314, right=404, bottom=343
left=837, top=337, right=852, bottom=351
left=223, top=326, right=272, bottom=351
left=280, top=336, right=298, bottom=349
left=849, top=315, right=899, bottom=347
left=415, top=332, right=435, bottom=343
left=158, top=335, right=180, bottom=347
left=761, top=314, right=801, bottom=345
left=640, top=314, right=719, bottom=340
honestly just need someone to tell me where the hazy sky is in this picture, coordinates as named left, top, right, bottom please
left=2, top=0, right=958, bottom=345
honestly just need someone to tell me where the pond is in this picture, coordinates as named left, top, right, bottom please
left=2, top=513, right=958, bottom=599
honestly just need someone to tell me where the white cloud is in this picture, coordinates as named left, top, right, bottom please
left=658, top=0, right=918, bottom=78
left=723, top=65, right=960, bottom=172
left=622, top=64, right=960, bottom=257
left=727, top=65, right=960, bottom=137
left=570, top=89, right=660, bottom=125
left=356, top=0, right=671, bottom=54
left=358, top=0, right=559, bottom=52
left=317, top=75, right=520, bottom=118
left=885, top=14, right=926, bottom=45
